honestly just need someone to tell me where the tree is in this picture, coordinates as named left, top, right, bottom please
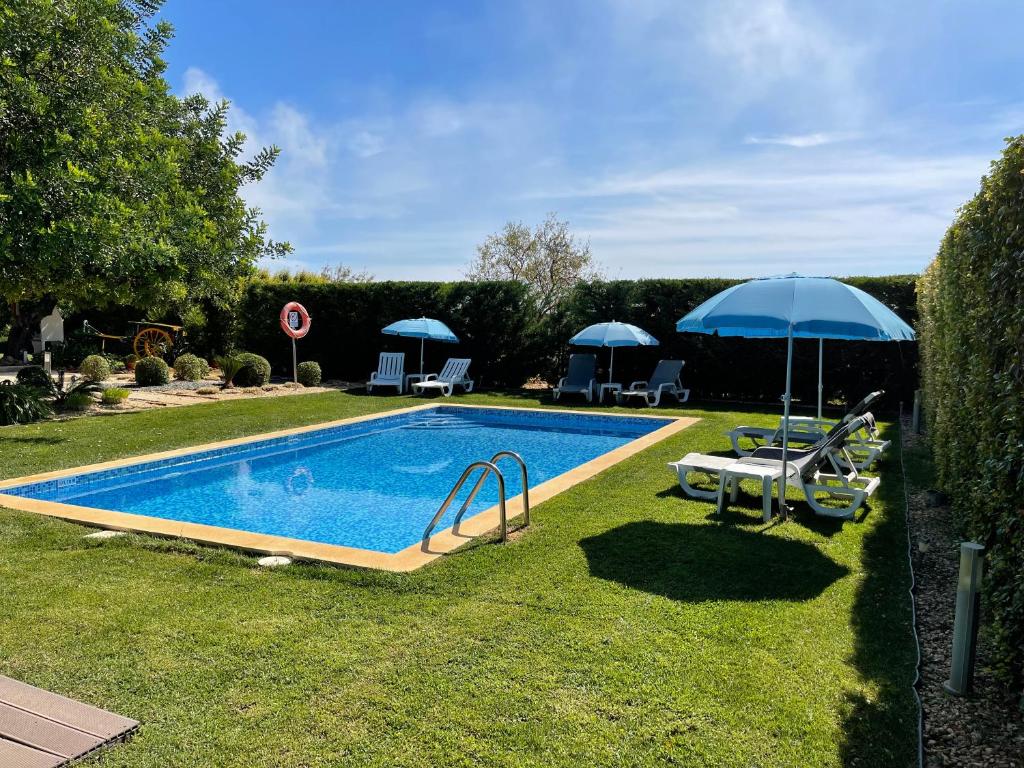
left=466, top=213, right=599, bottom=315
left=0, top=0, right=289, bottom=359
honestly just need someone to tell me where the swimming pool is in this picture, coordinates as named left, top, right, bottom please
left=0, top=405, right=693, bottom=570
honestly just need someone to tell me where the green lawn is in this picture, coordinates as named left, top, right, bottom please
left=0, top=391, right=917, bottom=767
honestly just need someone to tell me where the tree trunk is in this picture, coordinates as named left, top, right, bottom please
left=4, top=298, right=56, bottom=361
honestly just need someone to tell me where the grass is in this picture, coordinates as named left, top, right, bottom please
left=0, top=390, right=918, bottom=767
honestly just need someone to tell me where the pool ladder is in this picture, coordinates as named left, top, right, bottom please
left=421, top=451, right=530, bottom=550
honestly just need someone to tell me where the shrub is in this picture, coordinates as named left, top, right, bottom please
left=296, top=361, right=321, bottom=387
left=15, top=365, right=54, bottom=393
left=124, top=353, right=140, bottom=370
left=214, top=355, right=244, bottom=388
left=173, top=353, right=210, bottom=381
left=0, top=382, right=53, bottom=425
left=196, top=386, right=218, bottom=395
left=918, top=135, right=1024, bottom=695
left=101, top=352, right=125, bottom=373
left=233, top=352, right=271, bottom=387
left=62, top=391, right=94, bottom=411
left=100, top=387, right=131, bottom=405
left=135, top=356, right=170, bottom=386
left=79, top=354, right=111, bottom=382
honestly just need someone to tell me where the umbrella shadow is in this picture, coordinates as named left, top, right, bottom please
left=580, top=521, right=848, bottom=603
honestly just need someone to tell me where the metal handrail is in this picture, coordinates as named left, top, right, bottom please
left=421, top=461, right=506, bottom=549
left=420, top=452, right=531, bottom=550
left=452, top=451, right=530, bottom=533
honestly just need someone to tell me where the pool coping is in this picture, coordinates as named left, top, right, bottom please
left=0, top=403, right=698, bottom=572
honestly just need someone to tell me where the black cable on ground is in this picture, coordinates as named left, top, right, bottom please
left=898, top=401, right=925, bottom=768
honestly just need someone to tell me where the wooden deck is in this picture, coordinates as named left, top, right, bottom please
left=0, top=676, right=137, bottom=767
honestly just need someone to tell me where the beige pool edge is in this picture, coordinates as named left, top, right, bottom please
left=0, top=403, right=699, bottom=572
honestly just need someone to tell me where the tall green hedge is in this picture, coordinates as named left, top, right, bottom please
left=918, top=136, right=1024, bottom=694
left=238, top=281, right=536, bottom=386
left=236, top=275, right=917, bottom=405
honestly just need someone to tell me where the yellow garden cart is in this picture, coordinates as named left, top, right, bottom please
left=81, top=320, right=186, bottom=358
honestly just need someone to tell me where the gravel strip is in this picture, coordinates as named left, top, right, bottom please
left=904, top=420, right=1024, bottom=767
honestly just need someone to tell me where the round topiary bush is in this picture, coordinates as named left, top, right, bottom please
left=15, top=365, right=54, bottom=392
left=135, top=356, right=170, bottom=386
left=173, top=353, right=211, bottom=381
left=79, top=354, right=111, bottom=382
left=233, top=352, right=271, bottom=387
left=296, top=361, right=322, bottom=387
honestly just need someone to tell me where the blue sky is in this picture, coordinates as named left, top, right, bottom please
left=161, top=0, right=1023, bottom=280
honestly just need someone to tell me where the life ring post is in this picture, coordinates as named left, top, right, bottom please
left=279, top=302, right=312, bottom=383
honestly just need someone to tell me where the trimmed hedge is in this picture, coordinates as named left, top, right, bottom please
left=233, top=352, right=271, bottom=387
left=238, top=281, right=536, bottom=387
left=135, top=356, right=170, bottom=386
left=918, top=136, right=1024, bottom=694
left=237, top=277, right=916, bottom=403
left=172, top=353, right=210, bottom=381
left=296, top=361, right=321, bottom=387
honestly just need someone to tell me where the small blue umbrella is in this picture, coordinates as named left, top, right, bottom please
left=676, top=274, right=915, bottom=513
left=570, top=321, right=659, bottom=383
left=382, top=317, right=459, bottom=375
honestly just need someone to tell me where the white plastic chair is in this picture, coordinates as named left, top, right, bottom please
left=412, top=358, right=473, bottom=397
left=367, top=352, right=405, bottom=394
left=618, top=360, right=689, bottom=407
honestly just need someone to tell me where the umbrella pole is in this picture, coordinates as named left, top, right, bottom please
left=609, top=347, right=614, bottom=383
left=817, top=338, right=824, bottom=419
left=420, top=337, right=425, bottom=376
left=780, top=326, right=794, bottom=519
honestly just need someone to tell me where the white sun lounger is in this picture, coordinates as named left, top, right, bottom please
left=552, top=353, right=597, bottom=403
left=617, top=359, right=689, bottom=407
left=412, top=358, right=473, bottom=397
left=717, top=415, right=881, bottom=521
left=667, top=453, right=736, bottom=500
left=367, top=352, right=405, bottom=394
left=726, top=390, right=889, bottom=470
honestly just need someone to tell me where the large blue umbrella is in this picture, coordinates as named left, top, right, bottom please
left=676, top=274, right=915, bottom=514
left=382, top=317, right=459, bottom=375
left=569, top=321, right=659, bottom=383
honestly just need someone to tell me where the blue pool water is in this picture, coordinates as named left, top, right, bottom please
left=5, top=406, right=671, bottom=553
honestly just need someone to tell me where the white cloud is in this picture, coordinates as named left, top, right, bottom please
left=744, top=132, right=858, bottom=148
left=532, top=149, right=990, bottom=278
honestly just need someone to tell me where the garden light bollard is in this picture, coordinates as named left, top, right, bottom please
left=912, top=389, right=922, bottom=434
left=943, top=541, right=985, bottom=696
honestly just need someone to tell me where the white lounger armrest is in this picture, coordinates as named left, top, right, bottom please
left=628, top=380, right=648, bottom=391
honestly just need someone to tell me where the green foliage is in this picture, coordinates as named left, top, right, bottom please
left=296, top=361, right=322, bottom=387
left=62, top=392, right=94, bottom=411
left=214, top=355, right=244, bottom=388
left=257, top=264, right=374, bottom=284
left=172, top=353, right=210, bottom=381
left=51, top=375, right=102, bottom=410
left=135, top=356, right=170, bottom=386
left=79, top=354, right=111, bottom=382
left=0, top=382, right=52, bottom=424
left=918, top=136, right=1024, bottom=694
left=125, top=353, right=140, bottom=369
left=233, top=352, right=271, bottom=387
left=0, top=0, right=290, bottom=358
left=15, top=365, right=53, bottom=392
left=101, top=387, right=131, bottom=405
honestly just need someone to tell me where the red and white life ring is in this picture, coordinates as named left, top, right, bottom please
left=280, top=302, right=311, bottom=339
